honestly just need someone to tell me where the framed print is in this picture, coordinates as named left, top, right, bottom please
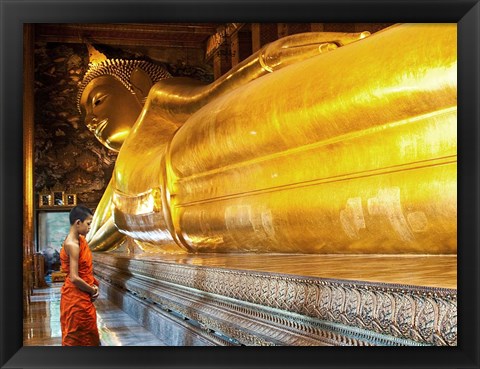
left=65, top=194, right=77, bottom=206
left=52, top=191, right=65, bottom=206
left=38, top=193, right=52, bottom=207
left=2, top=1, right=479, bottom=369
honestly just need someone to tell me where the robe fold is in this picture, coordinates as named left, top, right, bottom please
left=60, top=235, right=100, bottom=346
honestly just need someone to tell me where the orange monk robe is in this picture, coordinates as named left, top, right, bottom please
left=60, top=235, right=100, bottom=346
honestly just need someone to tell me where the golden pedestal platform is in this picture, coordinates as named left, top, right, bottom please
left=93, top=253, right=456, bottom=346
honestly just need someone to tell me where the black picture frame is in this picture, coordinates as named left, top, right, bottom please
left=1, top=1, right=479, bottom=369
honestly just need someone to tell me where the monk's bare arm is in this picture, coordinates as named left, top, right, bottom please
left=65, top=241, right=98, bottom=296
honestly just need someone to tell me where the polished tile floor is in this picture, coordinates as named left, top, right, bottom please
left=23, top=282, right=167, bottom=346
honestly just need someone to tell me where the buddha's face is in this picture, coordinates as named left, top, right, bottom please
left=80, top=75, right=143, bottom=152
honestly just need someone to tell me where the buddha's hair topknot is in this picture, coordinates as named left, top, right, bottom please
left=76, top=59, right=171, bottom=114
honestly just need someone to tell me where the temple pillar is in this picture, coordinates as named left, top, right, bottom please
left=324, top=23, right=357, bottom=32
left=23, top=23, right=36, bottom=316
left=212, top=46, right=232, bottom=80
left=251, top=23, right=279, bottom=52
left=206, top=25, right=236, bottom=80
left=277, top=23, right=311, bottom=37
left=310, top=23, right=325, bottom=32
left=229, top=26, right=252, bottom=67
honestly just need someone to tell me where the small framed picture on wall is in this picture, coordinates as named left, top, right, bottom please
left=66, top=194, right=77, bottom=206
left=39, top=193, right=52, bottom=207
left=53, top=191, right=65, bottom=206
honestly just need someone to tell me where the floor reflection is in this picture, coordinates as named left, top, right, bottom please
left=23, top=282, right=167, bottom=346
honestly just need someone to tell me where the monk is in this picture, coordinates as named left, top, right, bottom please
left=60, top=205, right=100, bottom=346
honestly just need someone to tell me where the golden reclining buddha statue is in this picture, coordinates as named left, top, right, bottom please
left=79, top=23, right=456, bottom=255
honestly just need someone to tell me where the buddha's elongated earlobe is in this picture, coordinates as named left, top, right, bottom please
left=130, top=67, right=153, bottom=103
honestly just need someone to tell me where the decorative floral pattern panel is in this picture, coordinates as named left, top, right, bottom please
left=34, top=42, right=213, bottom=205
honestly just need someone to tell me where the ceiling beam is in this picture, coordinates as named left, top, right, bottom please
left=34, top=23, right=222, bottom=49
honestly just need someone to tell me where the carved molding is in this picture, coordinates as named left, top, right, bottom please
left=93, top=253, right=457, bottom=346
left=205, top=23, right=246, bottom=60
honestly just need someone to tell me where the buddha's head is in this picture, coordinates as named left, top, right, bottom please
left=77, top=47, right=171, bottom=151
